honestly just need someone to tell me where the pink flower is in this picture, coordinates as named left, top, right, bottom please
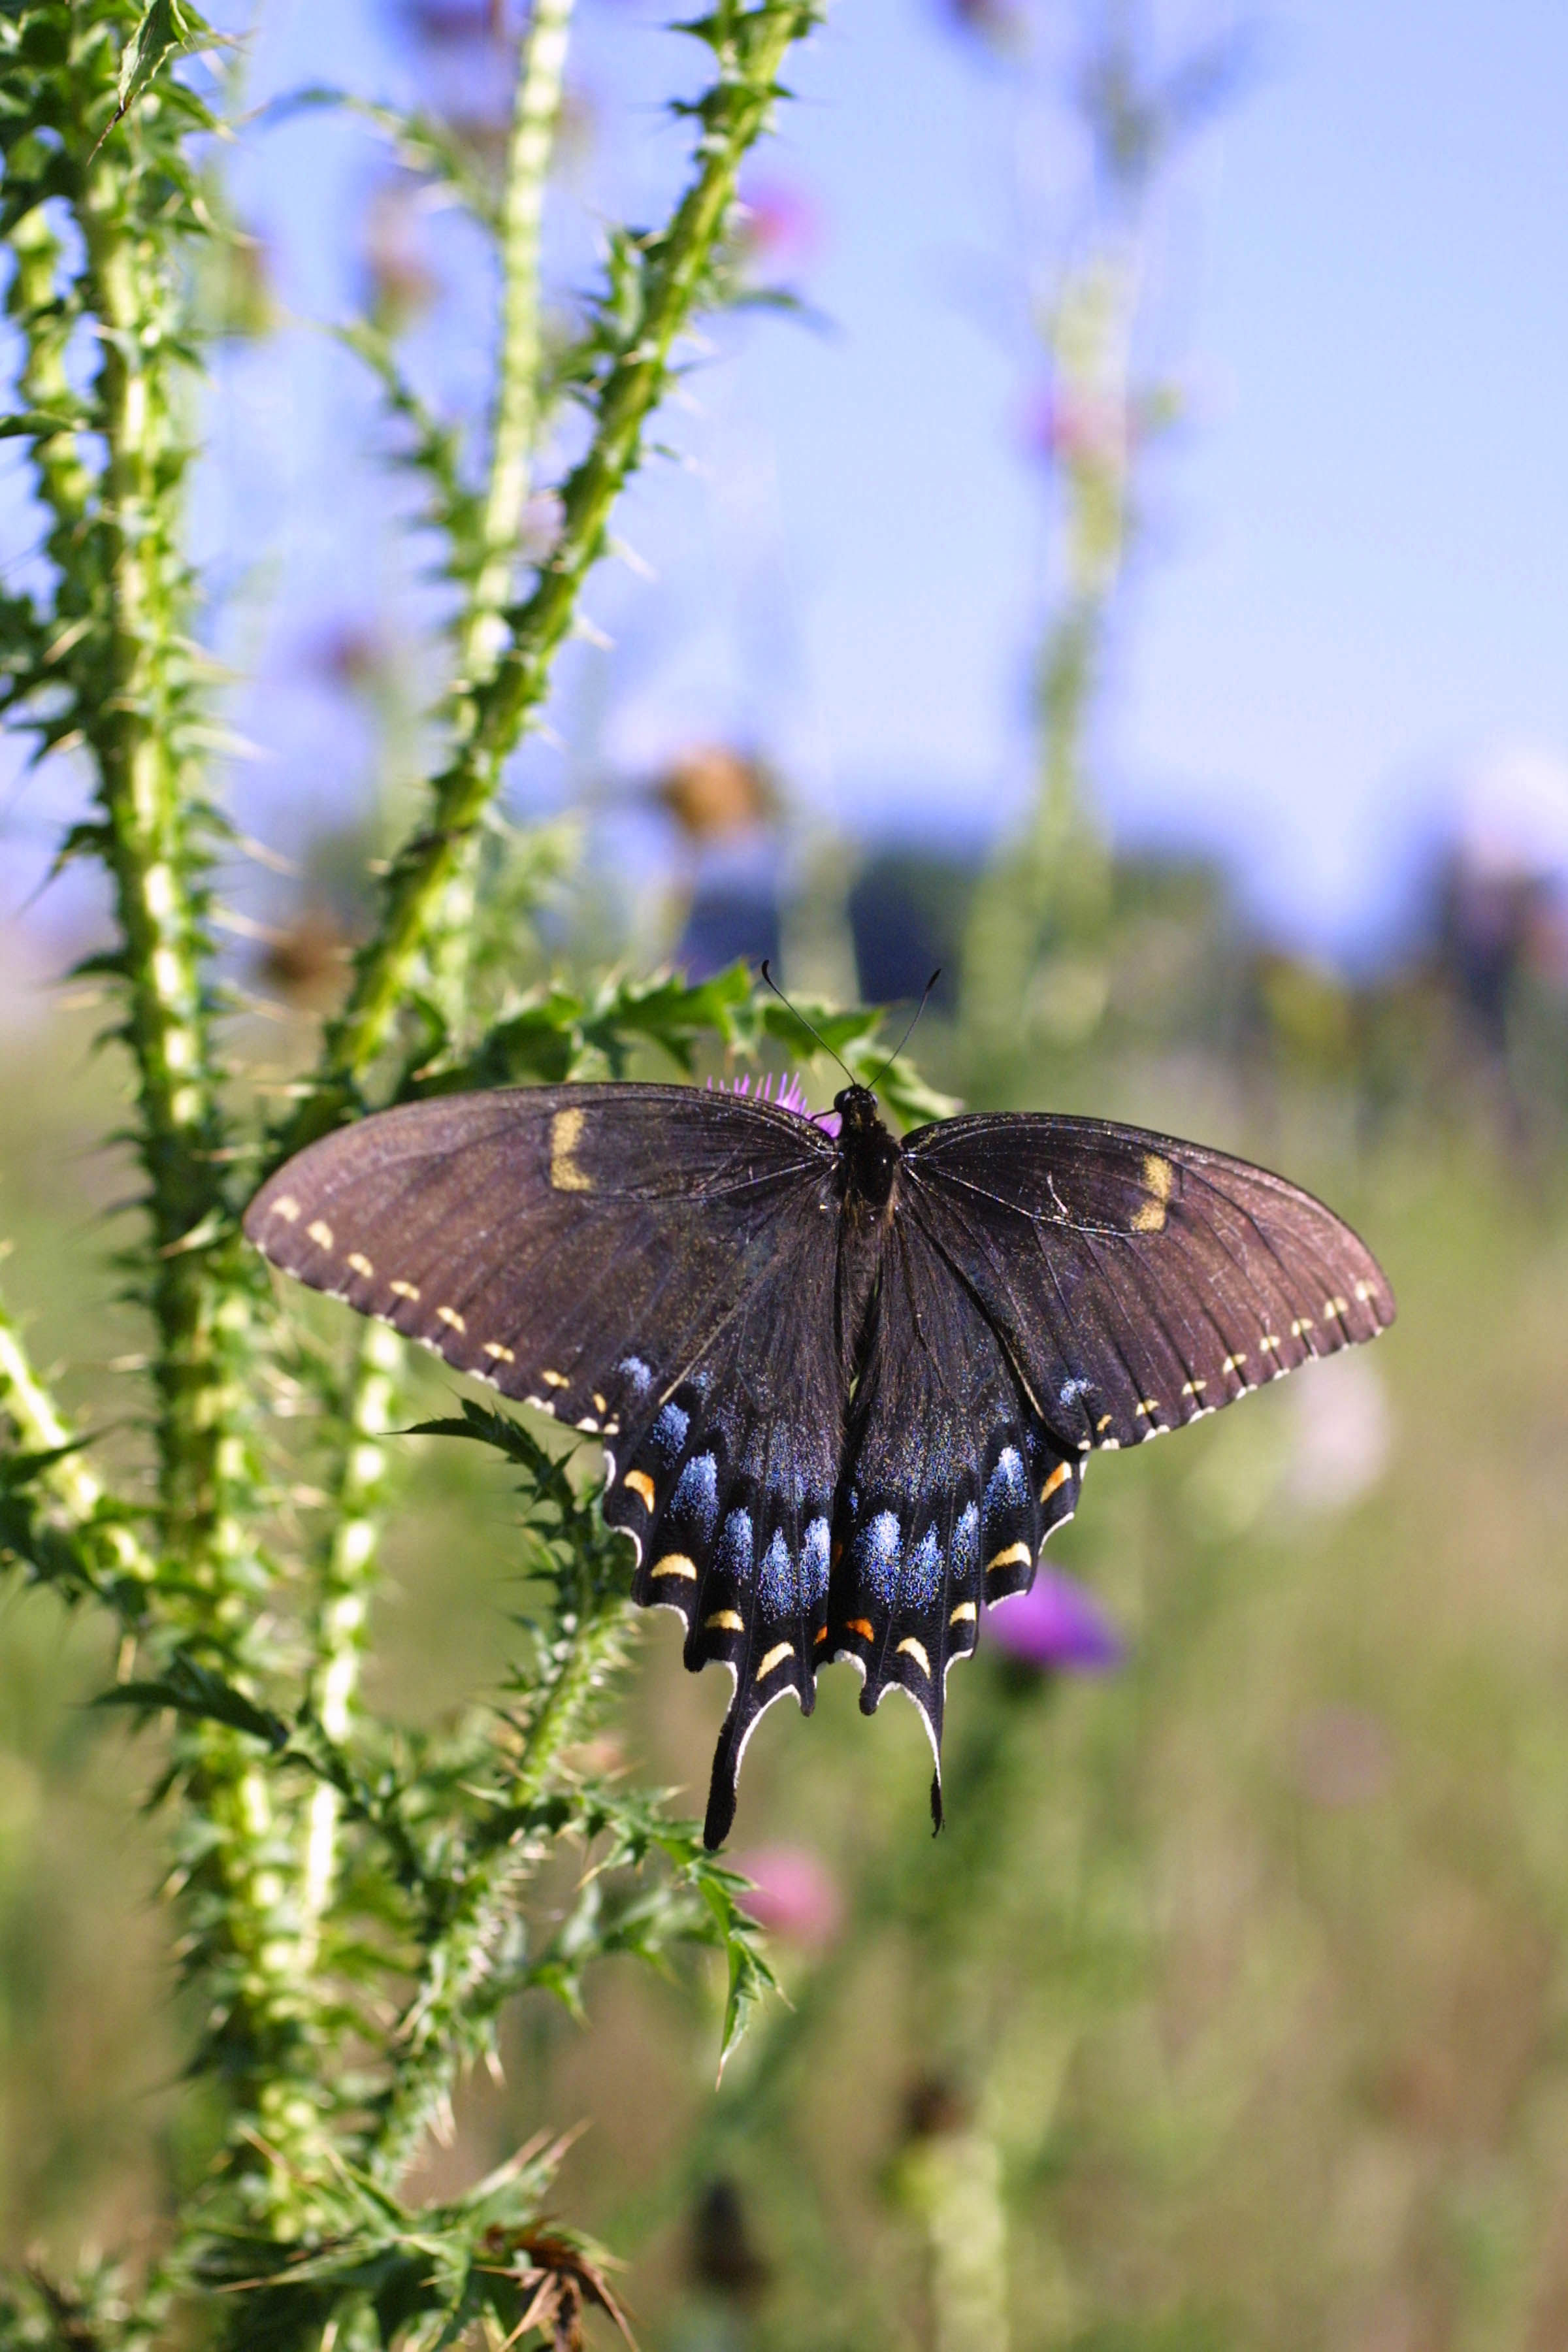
left=732, top=1844, right=843, bottom=1950
left=988, top=1569, right=1124, bottom=1673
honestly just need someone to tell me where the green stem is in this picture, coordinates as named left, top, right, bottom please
left=461, top=0, right=578, bottom=690
left=278, top=0, right=817, bottom=1155
left=0, top=1273, right=154, bottom=1588
left=429, top=0, right=580, bottom=1028
left=367, top=1594, right=632, bottom=2184
left=76, top=152, right=246, bottom=1585
left=299, top=1320, right=402, bottom=1960
left=65, top=97, right=319, bottom=2222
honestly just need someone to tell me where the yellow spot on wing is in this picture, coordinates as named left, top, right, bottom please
left=653, top=1554, right=698, bottom=1580
left=1096, top=1413, right=1113, bottom=1433
left=307, top=1219, right=334, bottom=1249
left=593, top=1392, right=607, bottom=1413
left=1223, top=1352, right=1247, bottom=1373
left=757, top=1642, right=792, bottom=1680
left=1130, top=1151, right=1174, bottom=1232
left=1354, top=1279, right=1377, bottom=1301
left=949, top=1601, right=977, bottom=1625
left=549, top=1107, right=593, bottom=1192
left=436, top=1305, right=466, bottom=1333
left=986, top=1542, right=1032, bottom=1574
left=390, top=1279, right=419, bottom=1300
left=542, top=1369, right=569, bottom=1388
left=483, top=1341, right=515, bottom=1362
left=624, top=1469, right=656, bottom=1509
left=896, top=1636, right=931, bottom=1677
left=346, top=1252, right=374, bottom=1278
left=1181, top=1378, right=1207, bottom=1396
left=707, top=1609, right=745, bottom=1632
left=272, top=1196, right=301, bottom=1223
left=1039, top=1461, right=1071, bottom=1503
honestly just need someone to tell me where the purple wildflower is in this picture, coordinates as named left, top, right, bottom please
left=988, top=1568, right=1124, bottom=1674
left=706, top=1070, right=832, bottom=1124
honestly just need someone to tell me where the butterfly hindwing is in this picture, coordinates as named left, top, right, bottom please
left=900, top=1113, right=1393, bottom=1455
left=605, top=1177, right=845, bottom=1848
left=829, top=1211, right=1084, bottom=1823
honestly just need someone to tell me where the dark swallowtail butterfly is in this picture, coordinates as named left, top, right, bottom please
left=245, top=1081, right=1394, bottom=1846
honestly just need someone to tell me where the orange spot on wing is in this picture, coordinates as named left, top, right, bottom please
left=845, top=1618, right=875, bottom=1641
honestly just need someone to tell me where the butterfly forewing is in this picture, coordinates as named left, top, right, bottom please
left=245, top=1081, right=833, bottom=1452
left=900, top=1113, right=1393, bottom=1454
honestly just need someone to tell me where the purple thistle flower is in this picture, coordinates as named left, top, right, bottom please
left=706, top=1070, right=830, bottom=1123
left=988, top=1568, right=1124, bottom=1674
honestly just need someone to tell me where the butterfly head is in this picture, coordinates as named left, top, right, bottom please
left=834, top=1084, right=900, bottom=1209
left=833, top=1083, right=881, bottom=1130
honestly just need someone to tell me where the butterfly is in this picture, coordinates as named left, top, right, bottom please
left=244, top=1078, right=1394, bottom=1847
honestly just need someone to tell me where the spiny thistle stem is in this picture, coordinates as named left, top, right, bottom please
left=280, top=0, right=819, bottom=1154
left=0, top=1272, right=155, bottom=1588
left=428, top=0, right=578, bottom=1026
left=299, top=1318, right=401, bottom=1958
left=296, top=0, right=582, bottom=1955
left=75, top=138, right=248, bottom=1588
left=367, top=1586, right=632, bottom=2185
left=463, top=0, right=577, bottom=689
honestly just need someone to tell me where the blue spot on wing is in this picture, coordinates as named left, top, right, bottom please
left=717, top=1507, right=754, bottom=1584
left=671, top=1452, right=719, bottom=1541
left=904, top=1526, right=941, bottom=1610
left=987, top=1446, right=1026, bottom=1509
left=651, top=1401, right=689, bottom=1462
left=759, top=1528, right=794, bottom=1614
left=857, top=1510, right=902, bottom=1608
left=802, top=1518, right=830, bottom=1605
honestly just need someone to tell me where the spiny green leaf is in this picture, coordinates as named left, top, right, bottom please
left=96, top=1656, right=289, bottom=1749
left=100, top=0, right=208, bottom=149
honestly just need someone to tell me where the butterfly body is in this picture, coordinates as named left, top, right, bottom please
left=246, top=1079, right=1394, bottom=1846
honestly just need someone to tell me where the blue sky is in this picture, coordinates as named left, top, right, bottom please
left=10, top=0, right=1566, bottom=965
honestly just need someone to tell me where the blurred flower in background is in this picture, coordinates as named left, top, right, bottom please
left=987, top=1567, right=1124, bottom=1673
left=730, top=1843, right=843, bottom=1951
left=1281, top=1351, right=1393, bottom=1516
left=654, top=745, right=779, bottom=846
left=730, top=176, right=821, bottom=280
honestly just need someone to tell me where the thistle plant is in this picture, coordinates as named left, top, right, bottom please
left=963, top=4, right=1248, bottom=1069
left=0, top=4, right=943, bottom=2341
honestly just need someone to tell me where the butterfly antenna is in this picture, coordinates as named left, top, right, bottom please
left=866, top=968, right=942, bottom=1094
left=758, top=960, right=858, bottom=1088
